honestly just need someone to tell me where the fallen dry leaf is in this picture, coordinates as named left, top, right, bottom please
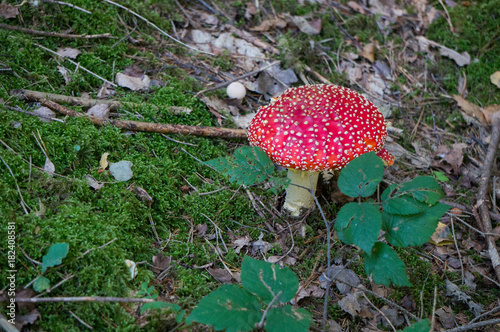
left=84, top=175, right=104, bottom=190
left=44, top=157, right=55, bottom=174
left=57, top=66, right=72, bottom=85
left=115, top=72, right=150, bottom=91
left=433, top=143, right=467, bottom=174
left=453, top=94, right=487, bottom=124
left=362, top=43, right=375, bottom=62
left=32, top=106, right=56, bottom=122
left=417, top=36, right=471, bottom=67
left=127, top=183, right=153, bottom=205
left=339, top=292, right=361, bottom=317
left=288, top=16, right=322, bottom=35
left=347, top=1, right=366, bottom=14
left=0, top=0, right=19, bottom=19
left=99, top=152, right=110, bottom=171
left=250, top=18, right=287, bottom=32
left=87, top=104, right=110, bottom=119
left=491, top=71, right=500, bottom=88
left=207, top=268, right=233, bottom=284
left=233, top=235, right=251, bottom=254
left=56, top=47, right=81, bottom=59
left=430, top=222, right=453, bottom=246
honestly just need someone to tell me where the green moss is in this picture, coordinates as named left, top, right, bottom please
left=426, top=2, right=500, bottom=104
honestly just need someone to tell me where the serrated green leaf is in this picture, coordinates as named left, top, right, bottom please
left=383, top=202, right=450, bottom=247
left=381, top=183, right=398, bottom=202
left=383, top=195, right=425, bottom=215
left=364, top=242, right=411, bottom=286
left=241, top=256, right=299, bottom=303
left=338, top=152, right=384, bottom=198
left=33, top=276, right=50, bottom=292
left=335, top=202, right=381, bottom=253
left=186, top=285, right=262, bottom=332
left=265, top=305, right=311, bottom=332
left=391, top=176, right=444, bottom=205
left=398, top=318, right=430, bottom=332
left=204, top=146, right=289, bottom=192
left=141, top=301, right=181, bottom=314
left=42, top=243, right=69, bottom=273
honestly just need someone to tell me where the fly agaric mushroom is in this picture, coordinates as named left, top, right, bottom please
left=247, top=84, right=394, bottom=217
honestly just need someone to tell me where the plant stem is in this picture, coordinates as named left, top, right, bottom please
left=257, top=291, right=283, bottom=329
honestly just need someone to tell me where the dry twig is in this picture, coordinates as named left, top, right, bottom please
left=476, top=116, right=500, bottom=282
left=33, top=99, right=247, bottom=139
left=0, top=23, right=115, bottom=39
left=15, top=296, right=155, bottom=303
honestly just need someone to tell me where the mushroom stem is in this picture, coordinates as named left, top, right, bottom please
left=283, top=169, right=319, bottom=217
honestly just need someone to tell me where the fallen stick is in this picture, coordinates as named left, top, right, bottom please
left=15, top=296, right=154, bottom=303
left=0, top=23, right=116, bottom=39
left=476, top=115, right=500, bottom=282
left=13, top=89, right=139, bottom=110
left=36, top=99, right=247, bottom=139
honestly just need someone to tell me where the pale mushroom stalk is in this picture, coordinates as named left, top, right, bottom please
left=283, top=169, right=319, bottom=217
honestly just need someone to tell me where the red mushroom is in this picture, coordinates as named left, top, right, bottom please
left=247, top=84, right=394, bottom=216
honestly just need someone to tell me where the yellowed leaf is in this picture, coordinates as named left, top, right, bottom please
left=490, top=71, right=500, bottom=88
left=362, top=43, right=375, bottom=62
left=100, top=152, right=110, bottom=170
left=452, top=95, right=487, bottom=125
left=430, top=222, right=454, bottom=246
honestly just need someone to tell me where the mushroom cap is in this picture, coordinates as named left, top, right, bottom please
left=247, top=84, right=394, bottom=171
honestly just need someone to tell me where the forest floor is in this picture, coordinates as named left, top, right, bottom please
left=1, top=0, right=500, bottom=331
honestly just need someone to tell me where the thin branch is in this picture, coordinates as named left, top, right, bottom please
left=78, top=238, right=117, bottom=259
left=101, top=0, right=212, bottom=55
left=33, top=43, right=117, bottom=87
left=0, top=23, right=116, bottom=39
left=35, top=275, right=75, bottom=298
left=442, top=319, right=500, bottom=332
left=40, top=0, right=92, bottom=14
left=69, top=310, right=93, bottom=330
left=15, top=296, right=154, bottom=303
left=36, top=98, right=247, bottom=139
left=363, top=293, right=397, bottom=332
left=195, top=61, right=280, bottom=96
left=476, top=115, right=500, bottom=282
left=257, top=291, right=283, bottom=329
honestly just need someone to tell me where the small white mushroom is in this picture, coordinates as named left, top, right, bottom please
left=226, top=82, right=247, bottom=100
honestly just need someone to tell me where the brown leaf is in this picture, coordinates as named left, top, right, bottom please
left=250, top=18, right=287, bottom=32
left=453, top=95, right=487, bottom=124
left=84, top=175, right=104, bottom=191
left=417, top=37, right=471, bottom=67
left=207, top=268, right=233, bottom=284
left=233, top=235, right=251, bottom=253
left=362, top=43, right=375, bottom=62
left=127, top=183, right=153, bottom=205
left=347, top=1, right=366, bottom=13
left=289, top=16, right=321, bottom=35
left=16, top=309, right=41, bottom=328
left=195, top=223, right=208, bottom=237
left=152, top=253, right=171, bottom=271
left=0, top=0, right=19, bottom=19
left=430, top=222, right=453, bottom=245
left=86, top=104, right=110, bottom=119
left=433, top=143, right=467, bottom=174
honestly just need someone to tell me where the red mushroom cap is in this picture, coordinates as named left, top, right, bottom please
left=247, top=84, right=394, bottom=171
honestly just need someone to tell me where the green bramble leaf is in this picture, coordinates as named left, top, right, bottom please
left=383, top=176, right=444, bottom=206
left=33, top=276, right=50, bottom=292
left=265, top=305, right=312, bottom=332
left=186, top=284, right=262, bottom=332
left=204, top=146, right=289, bottom=194
left=338, top=152, right=384, bottom=198
left=241, top=256, right=298, bottom=303
left=398, top=318, right=430, bottom=332
left=141, top=301, right=181, bottom=314
left=42, top=243, right=69, bottom=273
left=383, top=195, right=425, bottom=215
left=364, top=242, right=411, bottom=287
left=382, top=202, right=450, bottom=247
left=335, top=202, right=381, bottom=253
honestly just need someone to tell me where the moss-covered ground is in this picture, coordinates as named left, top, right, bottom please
left=1, top=0, right=500, bottom=330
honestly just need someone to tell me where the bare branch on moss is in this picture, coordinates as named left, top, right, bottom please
left=15, top=296, right=155, bottom=303
left=34, top=99, right=248, bottom=139
left=0, top=24, right=116, bottom=39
